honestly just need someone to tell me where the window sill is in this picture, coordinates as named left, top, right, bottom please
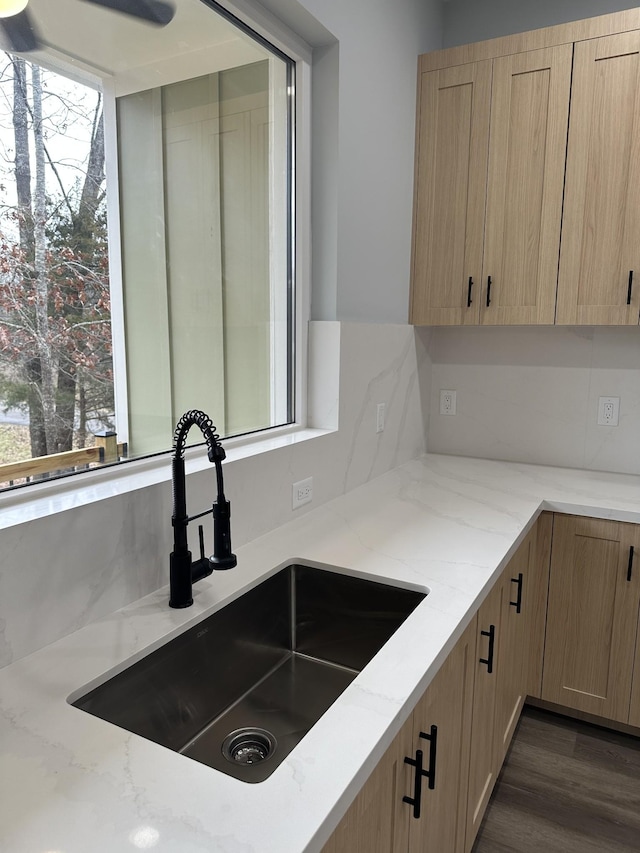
left=0, top=426, right=334, bottom=532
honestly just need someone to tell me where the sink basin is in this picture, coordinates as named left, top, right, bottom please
left=71, top=562, right=426, bottom=782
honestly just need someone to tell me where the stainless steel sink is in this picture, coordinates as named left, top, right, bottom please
left=71, top=563, right=426, bottom=782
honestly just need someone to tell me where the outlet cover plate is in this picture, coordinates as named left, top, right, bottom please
left=292, top=477, right=313, bottom=510
left=597, top=396, right=620, bottom=426
left=440, top=390, right=457, bottom=416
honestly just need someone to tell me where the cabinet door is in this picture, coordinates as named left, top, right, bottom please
left=481, top=45, right=572, bottom=325
left=629, top=578, right=640, bottom=728
left=556, top=31, right=640, bottom=325
left=325, top=619, right=477, bottom=853
left=491, top=515, right=552, bottom=767
left=542, top=515, right=640, bottom=722
left=405, top=618, right=476, bottom=853
left=526, top=512, right=553, bottom=698
left=322, top=719, right=411, bottom=853
left=492, top=546, right=528, bottom=767
left=465, top=580, right=503, bottom=850
left=410, top=61, right=491, bottom=326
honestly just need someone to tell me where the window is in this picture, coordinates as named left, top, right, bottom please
left=0, top=0, right=297, bottom=488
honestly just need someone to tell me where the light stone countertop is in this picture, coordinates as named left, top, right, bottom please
left=1, top=453, right=639, bottom=853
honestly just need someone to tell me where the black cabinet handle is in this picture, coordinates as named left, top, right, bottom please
left=419, top=725, right=438, bottom=791
left=479, top=624, right=496, bottom=673
left=403, top=725, right=438, bottom=820
left=403, top=748, right=424, bottom=819
left=628, top=271, right=634, bottom=305
left=467, top=276, right=474, bottom=307
left=486, top=276, right=492, bottom=307
left=628, top=545, right=635, bottom=582
left=510, top=572, right=524, bottom=614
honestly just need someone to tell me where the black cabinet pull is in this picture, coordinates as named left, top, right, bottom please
left=628, top=271, right=634, bottom=305
left=419, top=725, right=438, bottom=791
left=467, top=276, right=474, bottom=307
left=403, top=725, right=438, bottom=820
left=486, top=276, right=492, bottom=307
left=628, top=545, right=635, bottom=582
left=479, top=624, right=496, bottom=673
left=510, top=572, right=523, bottom=614
left=403, top=748, right=424, bottom=819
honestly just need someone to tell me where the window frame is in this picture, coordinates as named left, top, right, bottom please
left=0, top=0, right=313, bottom=506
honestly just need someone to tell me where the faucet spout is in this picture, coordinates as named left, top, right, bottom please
left=169, top=410, right=237, bottom=609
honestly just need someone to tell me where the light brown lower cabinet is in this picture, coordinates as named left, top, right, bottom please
left=629, top=603, right=640, bottom=728
left=321, top=512, right=640, bottom=853
left=320, top=725, right=405, bottom=853
left=403, top=617, right=476, bottom=853
left=464, top=577, right=503, bottom=849
left=493, top=515, right=551, bottom=766
left=466, top=516, right=551, bottom=850
left=322, top=617, right=476, bottom=853
left=542, top=514, right=640, bottom=723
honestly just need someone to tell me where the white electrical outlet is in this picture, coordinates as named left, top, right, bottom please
left=376, top=402, right=386, bottom=433
left=597, top=396, right=620, bottom=426
left=440, top=390, right=457, bottom=416
left=292, top=477, right=313, bottom=510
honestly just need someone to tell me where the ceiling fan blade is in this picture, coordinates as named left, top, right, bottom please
left=0, top=8, right=40, bottom=52
left=82, top=0, right=175, bottom=26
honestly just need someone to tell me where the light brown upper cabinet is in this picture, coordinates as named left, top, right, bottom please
left=411, top=45, right=572, bottom=326
left=413, top=10, right=640, bottom=327
left=542, top=514, right=640, bottom=723
left=556, top=31, right=640, bottom=325
left=481, top=47, right=572, bottom=324
left=410, top=61, right=491, bottom=326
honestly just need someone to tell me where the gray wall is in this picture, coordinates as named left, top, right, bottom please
left=443, top=0, right=640, bottom=47
left=261, top=0, right=444, bottom=323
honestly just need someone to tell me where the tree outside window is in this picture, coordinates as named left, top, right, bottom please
left=0, top=55, right=114, bottom=480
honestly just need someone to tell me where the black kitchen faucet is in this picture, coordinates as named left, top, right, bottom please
left=169, top=409, right=236, bottom=608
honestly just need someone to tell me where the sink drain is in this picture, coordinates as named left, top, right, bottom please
left=221, top=728, right=277, bottom=766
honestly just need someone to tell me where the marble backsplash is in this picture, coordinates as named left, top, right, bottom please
left=0, top=322, right=431, bottom=668
left=8, top=320, right=636, bottom=670
left=425, top=325, right=640, bottom=476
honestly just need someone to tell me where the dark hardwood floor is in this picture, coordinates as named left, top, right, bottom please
left=472, top=706, right=640, bottom=853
